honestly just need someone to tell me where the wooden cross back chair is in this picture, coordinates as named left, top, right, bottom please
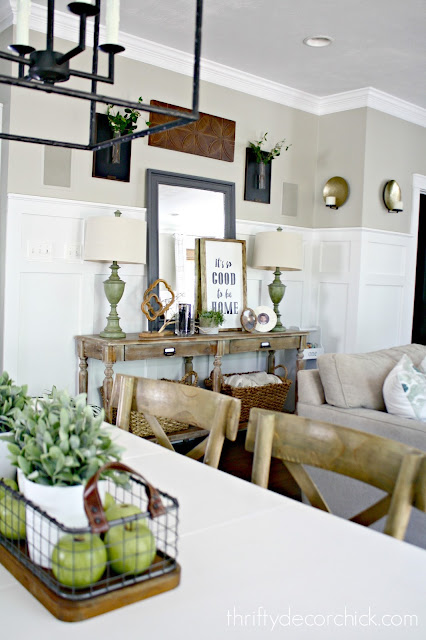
left=111, top=374, right=241, bottom=468
left=245, top=408, right=426, bottom=540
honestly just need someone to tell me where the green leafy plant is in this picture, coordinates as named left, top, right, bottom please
left=249, top=132, right=291, bottom=164
left=0, top=371, right=30, bottom=435
left=107, top=96, right=144, bottom=135
left=8, top=388, right=123, bottom=486
left=198, top=309, right=225, bottom=326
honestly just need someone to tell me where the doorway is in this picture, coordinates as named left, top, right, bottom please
left=412, top=193, right=426, bottom=345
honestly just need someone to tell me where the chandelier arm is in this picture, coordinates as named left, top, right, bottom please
left=0, top=131, right=90, bottom=150
left=192, top=0, right=203, bottom=113
left=56, top=13, right=87, bottom=65
left=89, top=0, right=101, bottom=148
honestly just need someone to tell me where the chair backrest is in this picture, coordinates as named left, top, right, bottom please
left=111, top=374, right=241, bottom=468
left=245, top=408, right=426, bottom=540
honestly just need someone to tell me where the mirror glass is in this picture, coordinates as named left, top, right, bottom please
left=147, top=170, right=236, bottom=329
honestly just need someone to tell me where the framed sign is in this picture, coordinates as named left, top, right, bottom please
left=196, top=238, right=247, bottom=330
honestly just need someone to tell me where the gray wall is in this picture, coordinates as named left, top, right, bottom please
left=363, top=109, right=426, bottom=233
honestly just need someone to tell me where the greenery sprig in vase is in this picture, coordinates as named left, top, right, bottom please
left=107, top=96, right=144, bottom=163
left=248, top=132, right=291, bottom=164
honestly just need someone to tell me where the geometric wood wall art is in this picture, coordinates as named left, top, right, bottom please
left=92, top=113, right=132, bottom=182
left=148, top=100, right=235, bottom=162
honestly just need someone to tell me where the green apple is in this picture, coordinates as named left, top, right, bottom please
left=105, top=521, right=156, bottom=575
left=51, top=533, right=107, bottom=589
left=105, top=503, right=142, bottom=522
left=103, top=491, right=116, bottom=511
left=0, top=492, right=26, bottom=540
left=0, top=478, right=18, bottom=500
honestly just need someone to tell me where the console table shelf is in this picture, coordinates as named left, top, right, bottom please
left=75, top=330, right=308, bottom=424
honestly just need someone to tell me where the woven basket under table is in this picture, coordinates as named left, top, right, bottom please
left=101, top=371, right=199, bottom=438
left=204, top=365, right=291, bottom=423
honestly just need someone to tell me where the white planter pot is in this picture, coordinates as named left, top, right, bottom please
left=198, top=325, right=219, bottom=335
left=0, top=437, right=16, bottom=480
left=17, top=470, right=106, bottom=567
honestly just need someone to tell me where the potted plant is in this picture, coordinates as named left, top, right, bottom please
left=107, top=96, right=143, bottom=163
left=8, top=388, right=123, bottom=566
left=248, top=133, right=291, bottom=189
left=0, top=371, right=30, bottom=479
left=198, top=309, right=225, bottom=334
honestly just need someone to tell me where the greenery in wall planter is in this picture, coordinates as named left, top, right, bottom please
left=248, top=132, right=291, bottom=164
left=106, top=96, right=147, bottom=164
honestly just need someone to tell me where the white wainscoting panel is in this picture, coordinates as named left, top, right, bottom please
left=358, top=284, right=403, bottom=353
left=3, top=194, right=147, bottom=399
left=317, top=282, right=349, bottom=353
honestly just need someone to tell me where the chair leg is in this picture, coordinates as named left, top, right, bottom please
left=384, top=451, right=424, bottom=540
left=251, top=413, right=275, bottom=488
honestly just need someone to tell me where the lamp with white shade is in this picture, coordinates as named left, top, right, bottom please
left=252, top=227, right=303, bottom=332
left=84, top=210, right=146, bottom=339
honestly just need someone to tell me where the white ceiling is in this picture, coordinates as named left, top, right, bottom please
left=2, top=0, right=426, bottom=109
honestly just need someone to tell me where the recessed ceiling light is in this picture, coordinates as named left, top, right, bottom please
left=303, top=36, right=333, bottom=48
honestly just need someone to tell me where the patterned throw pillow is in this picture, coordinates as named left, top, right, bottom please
left=382, top=354, right=426, bottom=421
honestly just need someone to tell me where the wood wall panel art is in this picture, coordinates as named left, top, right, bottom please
left=148, top=100, right=235, bottom=162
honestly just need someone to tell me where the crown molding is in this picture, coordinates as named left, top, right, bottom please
left=3, top=2, right=426, bottom=127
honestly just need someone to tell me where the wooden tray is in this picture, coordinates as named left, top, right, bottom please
left=0, top=544, right=181, bottom=622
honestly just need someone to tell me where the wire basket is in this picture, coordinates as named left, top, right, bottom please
left=0, top=462, right=179, bottom=605
left=101, top=371, right=199, bottom=437
left=204, top=365, right=292, bottom=423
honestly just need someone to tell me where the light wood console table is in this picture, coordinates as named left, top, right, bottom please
left=75, top=330, right=308, bottom=424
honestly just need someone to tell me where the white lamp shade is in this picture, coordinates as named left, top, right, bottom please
left=252, top=230, right=303, bottom=271
left=84, top=216, right=146, bottom=264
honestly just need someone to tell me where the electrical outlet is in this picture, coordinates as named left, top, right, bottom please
left=27, top=241, right=53, bottom=260
left=64, top=243, right=82, bottom=260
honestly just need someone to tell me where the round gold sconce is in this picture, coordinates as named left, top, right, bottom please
left=383, top=180, right=403, bottom=212
left=323, top=177, right=349, bottom=210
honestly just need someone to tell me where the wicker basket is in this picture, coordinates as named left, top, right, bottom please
left=101, top=371, right=199, bottom=438
left=204, top=365, right=291, bottom=423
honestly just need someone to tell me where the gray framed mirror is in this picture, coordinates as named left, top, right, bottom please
left=146, top=169, right=236, bottom=330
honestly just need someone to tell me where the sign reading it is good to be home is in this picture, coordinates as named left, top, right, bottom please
left=199, top=238, right=247, bottom=330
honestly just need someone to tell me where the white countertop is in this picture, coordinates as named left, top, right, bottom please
left=1, top=426, right=425, bottom=639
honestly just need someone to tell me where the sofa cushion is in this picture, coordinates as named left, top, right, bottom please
left=383, top=355, right=426, bottom=421
left=317, top=344, right=426, bottom=410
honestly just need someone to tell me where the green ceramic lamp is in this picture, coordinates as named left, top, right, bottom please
left=84, top=210, right=146, bottom=339
left=252, top=227, right=303, bottom=331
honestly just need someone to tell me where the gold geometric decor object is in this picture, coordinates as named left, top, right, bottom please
left=323, top=176, right=349, bottom=210
left=141, top=279, right=175, bottom=322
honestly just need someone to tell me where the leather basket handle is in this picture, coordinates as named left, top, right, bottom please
left=83, top=461, right=166, bottom=534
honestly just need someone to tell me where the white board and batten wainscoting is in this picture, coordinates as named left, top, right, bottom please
left=1, top=192, right=420, bottom=405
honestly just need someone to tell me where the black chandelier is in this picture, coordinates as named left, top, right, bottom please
left=0, top=0, right=203, bottom=150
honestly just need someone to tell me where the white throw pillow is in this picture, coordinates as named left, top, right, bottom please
left=383, top=354, right=426, bottom=421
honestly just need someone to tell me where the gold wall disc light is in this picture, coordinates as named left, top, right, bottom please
left=323, top=177, right=349, bottom=210
left=383, top=180, right=403, bottom=212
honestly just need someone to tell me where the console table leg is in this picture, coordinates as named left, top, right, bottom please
left=184, top=356, right=193, bottom=376
left=212, top=355, right=222, bottom=393
left=103, top=363, right=115, bottom=424
left=78, top=356, right=88, bottom=394
left=267, top=350, right=276, bottom=374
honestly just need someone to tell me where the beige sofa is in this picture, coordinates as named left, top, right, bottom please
left=297, top=344, right=426, bottom=549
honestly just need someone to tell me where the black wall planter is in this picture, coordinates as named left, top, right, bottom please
left=244, top=148, right=271, bottom=204
left=92, top=113, right=132, bottom=182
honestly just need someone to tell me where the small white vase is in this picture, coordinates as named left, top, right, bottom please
left=0, top=437, right=16, bottom=480
left=17, top=470, right=106, bottom=568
